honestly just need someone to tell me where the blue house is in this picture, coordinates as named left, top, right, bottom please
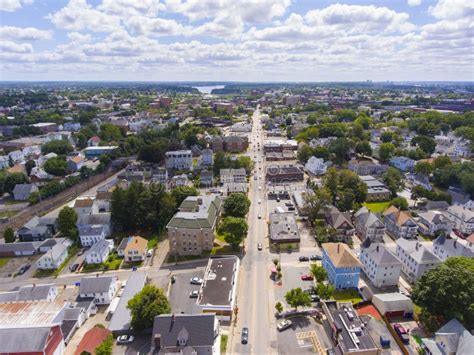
left=389, top=156, right=416, bottom=172
left=322, top=243, right=362, bottom=289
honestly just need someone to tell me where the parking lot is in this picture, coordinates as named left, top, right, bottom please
left=275, top=265, right=316, bottom=306
left=113, top=334, right=151, bottom=355
left=388, top=317, right=426, bottom=355
left=363, top=315, right=403, bottom=355
left=168, top=269, right=205, bottom=315
left=0, top=254, right=39, bottom=281
left=276, top=315, right=331, bottom=354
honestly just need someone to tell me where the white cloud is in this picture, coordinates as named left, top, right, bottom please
left=429, top=0, right=474, bottom=20
left=0, top=40, right=32, bottom=53
left=0, top=26, right=51, bottom=41
left=407, top=0, right=422, bottom=7
left=97, top=0, right=162, bottom=18
left=0, top=0, right=33, bottom=12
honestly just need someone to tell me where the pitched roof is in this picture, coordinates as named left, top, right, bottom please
left=79, top=276, right=115, bottom=294
left=124, top=235, right=147, bottom=253
left=0, top=326, right=56, bottom=352
left=326, top=206, right=353, bottom=230
left=167, top=195, right=221, bottom=230
left=74, top=198, right=94, bottom=208
left=384, top=206, right=414, bottom=226
left=362, top=243, right=401, bottom=266
left=322, top=243, right=362, bottom=268
left=74, top=326, right=111, bottom=355
left=152, top=314, right=216, bottom=349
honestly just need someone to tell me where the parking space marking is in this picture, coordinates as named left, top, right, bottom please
left=295, top=330, right=325, bottom=354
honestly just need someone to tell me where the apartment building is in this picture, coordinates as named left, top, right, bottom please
left=354, top=207, right=385, bottom=243
left=360, top=239, right=402, bottom=288
left=395, top=239, right=442, bottom=283
left=165, top=150, right=193, bottom=170
left=383, top=206, right=418, bottom=239
left=322, top=243, right=362, bottom=289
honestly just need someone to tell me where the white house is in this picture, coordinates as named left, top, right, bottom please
left=354, top=206, right=385, bottom=243
left=395, top=239, right=442, bottom=283
left=74, top=198, right=94, bottom=216
left=165, top=150, right=193, bottom=170
left=407, top=173, right=432, bottom=191
left=417, top=211, right=451, bottom=236
left=305, top=156, right=331, bottom=176
left=84, top=239, right=114, bottom=264
left=431, top=235, right=474, bottom=261
left=389, top=156, right=415, bottom=172
left=445, top=205, right=474, bottom=235
left=36, top=243, right=69, bottom=270
left=79, top=225, right=107, bottom=247
left=8, top=150, right=24, bottom=164
left=383, top=206, right=418, bottom=239
left=201, top=148, right=214, bottom=166
left=78, top=276, right=117, bottom=305
left=0, top=156, right=9, bottom=169
left=360, top=240, right=402, bottom=288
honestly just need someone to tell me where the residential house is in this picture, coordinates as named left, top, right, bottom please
left=360, top=239, right=402, bottom=288
left=167, top=195, right=222, bottom=256
left=169, top=173, right=191, bottom=188
left=348, top=159, right=388, bottom=176
left=360, top=175, right=391, bottom=202
left=8, top=149, right=24, bottom=164
left=12, top=183, right=38, bottom=201
left=309, top=136, right=337, bottom=148
left=152, top=167, right=168, bottom=185
left=84, top=239, right=114, bottom=264
left=421, top=319, right=474, bottom=355
left=220, top=168, right=246, bottom=184
left=445, top=205, right=474, bottom=235
left=0, top=155, right=9, bottom=169
left=150, top=314, right=220, bottom=355
left=395, top=239, right=442, bottom=283
left=17, top=216, right=53, bottom=242
left=305, top=156, right=331, bottom=176
left=67, top=155, right=84, bottom=172
left=447, top=186, right=471, bottom=206
left=407, top=173, right=432, bottom=191
left=431, top=235, right=474, bottom=261
left=165, top=150, right=193, bottom=170
left=354, top=206, right=385, bottom=242
left=322, top=242, right=362, bottom=289
left=77, top=213, right=112, bottom=238
left=79, top=224, right=107, bottom=247
left=417, top=211, right=451, bottom=236
left=190, top=145, right=202, bottom=157
left=79, top=276, right=117, bottom=305
left=124, top=235, right=148, bottom=262
left=84, top=146, right=118, bottom=159
left=389, top=156, right=415, bottom=172
left=74, top=198, right=95, bottom=215
left=383, top=206, right=418, bottom=239
left=37, top=152, right=58, bottom=167
left=87, top=136, right=101, bottom=147
left=200, top=170, right=214, bottom=188
left=117, top=237, right=130, bottom=257
left=201, top=148, right=214, bottom=166
left=325, top=206, right=355, bottom=243
left=36, top=242, right=69, bottom=270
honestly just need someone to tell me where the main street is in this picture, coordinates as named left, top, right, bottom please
left=231, top=108, right=278, bottom=354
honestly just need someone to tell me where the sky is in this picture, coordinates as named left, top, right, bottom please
left=0, top=0, right=473, bottom=82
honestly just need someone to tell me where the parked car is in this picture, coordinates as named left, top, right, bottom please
left=147, top=249, right=153, bottom=257
left=18, top=264, right=31, bottom=275
left=117, top=335, right=134, bottom=344
left=189, top=290, right=199, bottom=298
left=190, top=277, right=203, bottom=285
left=299, top=256, right=309, bottom=262
left=301, top=274, right=314, bottom=281
left=258, top=214, right=262, bottom=219
left=241, top=327, right=249, bottom=344
left=170, top=276, right=176, bottom=284
left=277, top=319, right=292, bottom=331
left=393, top=324, right=410, bottom=344
left=77, top=249, right=84, bottom=256
left=69, top=263, right=79, bottom=272
left=380, top=335, right=391, bottom=348
left=309, top=255, right=322, bottom=261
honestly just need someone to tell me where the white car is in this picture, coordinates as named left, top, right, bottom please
left=117, top=335, right=134, bottom=344
left=147, top=249, right=153, bottom=257
left=258, top=186, right=262, bottom=191
left=190, top=277, right=203, bottom=285
left=190, top=290, right=199, bottom=298
left=277, top=319, right=292, bottom=332
left=258, top=199, right=262, bottom=204
left=258, top=214, right=262, bottom=219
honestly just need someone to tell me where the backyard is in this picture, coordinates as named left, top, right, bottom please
left=332, top=289, right=363, bottom=304
left=363, top=201, right=391, bottom=213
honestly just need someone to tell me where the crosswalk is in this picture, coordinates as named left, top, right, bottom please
left=295, top=330, right=326, bottom=354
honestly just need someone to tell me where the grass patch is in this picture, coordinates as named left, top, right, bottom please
left=414, top=303, right=422, bottom=318
left=121, top=260, right=143, bottom=269
left=216, top=233, right=226, bottom=243
left=331, top=289, right=363, bottom=304
left=165, top=251, right=210, bottom=263
left=363, top=201, right=391, bottom=213
left=34, top=244, right=79, bottom=277
left=4, top=199, right=26, bottom=205
left=147, top=236, right=159, bottom=249
left=34, top=268, right=56, bottom=278
left=220, top=334, right=228, bottom=354
left=0, top=210, right=17, bottom=218
left=211, top=245, right=236, bottom=255
left=0, top=257, right=11, bottom=269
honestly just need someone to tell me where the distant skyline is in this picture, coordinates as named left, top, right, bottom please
left=1, top=0, right=473, bottom=82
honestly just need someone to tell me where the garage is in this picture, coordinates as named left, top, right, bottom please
left=372, top=293, right=413, bottom=318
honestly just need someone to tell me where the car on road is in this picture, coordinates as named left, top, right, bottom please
left=69, top=263, right=79, bottom=272
left=257, top=243, right=262, bottom=250
left=276, top=197, right=280, bottom=202
left=189, top=290, right=199, bottom=298
left=77, top=249, right=84, bottom=256
left=258, top=186, right=262, bottom=190
left=241, top=327, right=249, bottom=344
left=258, top=199, right=262, bottom=203
left=170, top=276, right=176, bottom=284
left=309, top=255, right=322, bottom=261
left=190, top=277, right=203, bottom=285
left=254, top=176, right=257, bottom=180
left=117, top=335, right=134, bottom=344
left=393, top=324, right=410, bottom=344
left=17, top=264, right=31, bottom=275
left=277, top=319, right=292, bottom=332
left=301, top=274, right=314, bottom=281
left=147, top=249, right=153, bottom=257
left=299, top=256, right=309, bottom=262
left=258, top=214, right=262, bottom=219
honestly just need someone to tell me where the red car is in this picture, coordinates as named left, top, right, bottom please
left=301, top=274, right=314, bottom=281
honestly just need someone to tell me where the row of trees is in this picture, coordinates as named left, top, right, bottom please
left=218, top=193, right=251, bottom=249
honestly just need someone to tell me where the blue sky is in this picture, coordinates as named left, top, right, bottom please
left=0, top=0, right=473, bottom=81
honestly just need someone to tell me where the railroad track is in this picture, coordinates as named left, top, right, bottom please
left=0, top=168, right=120, bottom=234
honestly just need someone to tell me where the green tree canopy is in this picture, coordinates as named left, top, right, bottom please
left=170, top=186, right=198, bottom=207
left=316, top=283, right=335, bottom=300
left=223, top=193, right=251, bottom=218
left=415, top=161, right=433, bottom=176
left=57, top=206, right=78, bottom=242
left=383, top=167, right=405, bottom=198
left=302, top=188, right=332, bottom=224
left=218, top=216, right=249, bottom=249
left=127, top=285, right=171, bottom=331
left=310, top=264, right=327, bottom=283
left=4, top=227, right=15, bottom=243
left=284, top=288, right=311, bottom=310
left=44, top=156, right=68, bottom=176
left=379, top=143, right=395, bottom=163
left=41, top=140, right=74, bottom=155
left=389, top=197, right=409, bottom=210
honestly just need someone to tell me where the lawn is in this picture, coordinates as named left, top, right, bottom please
left=35, top=245, right=80, bottom=277
left=220, top=334, right=228, bottom=354
left=331, top=289, right=363, bottom=304
left=363, top=201, right=391, bottom=213
left=147, top=236, right=159, bottom=249
left=211, top=245, right=236, bottom=255
left=0, top=257, right=11, bottom=269
left=0, top=210, right=18, bottom=218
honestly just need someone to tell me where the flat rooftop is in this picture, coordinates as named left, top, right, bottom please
left=269, top=213, right=300, bottom=243
left=198, top=256, right=239, bottom=309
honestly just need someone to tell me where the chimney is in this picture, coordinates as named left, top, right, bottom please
left=197, top=198, right=203, bottom=205
left=337, top=244, right=340, bottom=253
left=376, top=245, right=379, bottom=252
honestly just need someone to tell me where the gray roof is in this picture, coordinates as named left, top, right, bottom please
left=109, top=272, right=147, bottom=332
left=355, top=207, right=383, bottom=229
left=0, top=327, right=52, bottom=352
left=152, top=314, right=216, bottom=348
left=79, top=276, right=115, bottom=294
left=84, top=239, right=111, bottom=258
left=16, top=284, right=56, bottom=301
left=117, top=237, right=129, bottom=251
left=77, top=212, right=111, bottom=226
left=199, top=256, right=238, bottom=307
left=167, top=195, right=221, bottom=230
left=326, top=205, right=353, bottom=230
left=269, top=213, right=300, bottom=243
left=362, top=242, right=401, bottom=266
left=79, top=224, right=105, bottom=237
left=38, top=242, right=68, bottom=262
left=12, top=184, right=36, bottom=198
left=435, top=319, right=474, bottom=354
left=0, top=241, right=41, bottom=253
left=432, top=236, right=474, bottom=258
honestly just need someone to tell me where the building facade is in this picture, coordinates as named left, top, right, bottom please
left=322, top=243, right=362, bottom=289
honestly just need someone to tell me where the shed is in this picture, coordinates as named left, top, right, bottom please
left=372, top=293, right=413, bottom=318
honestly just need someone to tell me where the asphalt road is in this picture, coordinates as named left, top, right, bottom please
left=231, top=108, right=278, bottom=354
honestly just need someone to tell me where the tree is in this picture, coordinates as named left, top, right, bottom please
left=127, top=285, right=171, bottom=331
left=302, top=188, right=331, bottom=223
left=4, top=173, right=28, bottom=194
left=223, top=193, right=251, bottom=218
left=100, top=123, right=123, bottom=142
left=218, top=216, right=248, bottom=249
left=355, top=141, right=372, bottom=157
left=297, top=144, right=313, bottom=163
left=43, top=157, right=68, bottom=176
left=95, top=334, right=113, bottom=355
left=3, top=227, right=15, bottom=243
left=415, top=161, right=433, bottom=176
left=411, top=257, right=474, bottom=331
left=57, top=206, right=78, bottom=242
left=383, top=167, right=405, bottom=198
left=310, top=264, right=327, bottom=283
left=41, top=140, right=73, bottom=155
left=379, top=143, right=395, bottom=163
left=412, top=135, right=436, bottom=155
left=275, top=301, right=283, bottom=313
left=389, top=197, right=409, bottom=210
left=138, top=140, right=169, bottom=164
left=316, top=283, right=335, bottom=300
left=285, top=288, right=311, bottom=310
left=380, top=131, right=393, bottom=143
left=329, top=137, right=351, bottom=164
left=25, top=160, right=36, bottom=176
left=170, top=186, right=198, bottom=206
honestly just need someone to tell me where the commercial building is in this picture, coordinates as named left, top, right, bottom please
left=220, top=168, right=246, bottom=184
left=266, top=165, right=304, bottom=184
left=360, top=239, right=402, bottom=288
left=360, top=175, right=391, bottom=202
left=322, top=243, right=362, bottom=289
left=197, top=256, right=239, bottom=321
left=372, top=293, right=413, bottom=318
left=167, top=195, right=222, bottom=256
left=269, top=212, right=300, bottom=250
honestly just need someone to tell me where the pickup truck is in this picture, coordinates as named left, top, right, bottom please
left=393, top=324, right=410, bottom=344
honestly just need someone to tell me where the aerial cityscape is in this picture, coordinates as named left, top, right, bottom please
left=0, top=1, right=473, bottom=355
